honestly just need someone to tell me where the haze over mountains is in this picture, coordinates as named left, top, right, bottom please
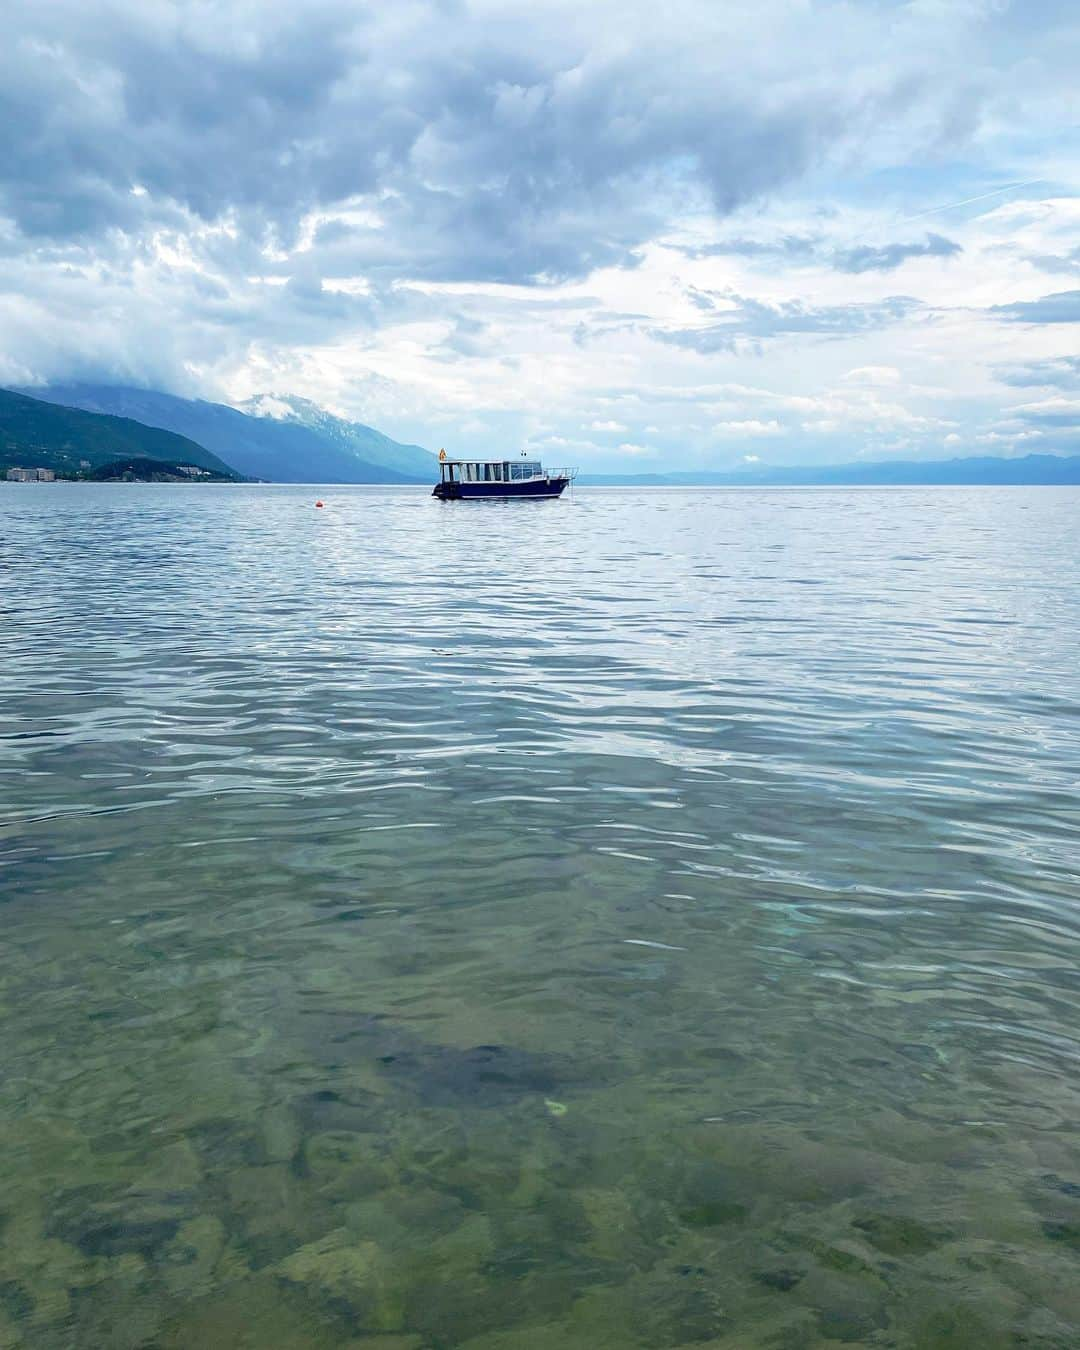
left=19, top=385, right=436, bottom=484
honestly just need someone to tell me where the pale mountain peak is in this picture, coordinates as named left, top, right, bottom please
left=238, top=393, right=323, bottom=423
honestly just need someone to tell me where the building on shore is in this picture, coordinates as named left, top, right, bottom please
left=6, top=467, right=57, bottom=482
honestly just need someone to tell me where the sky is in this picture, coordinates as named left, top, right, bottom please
left=1, top=0, right=1078, bottom=470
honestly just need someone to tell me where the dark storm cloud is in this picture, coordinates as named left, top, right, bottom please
left=990, top=290, right=1080, bottom=323
left=996, top=356, right=1080, bottom=390
left=655, top=294, right=917, bottom=352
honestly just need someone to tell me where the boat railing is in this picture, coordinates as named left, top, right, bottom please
left=545, top=467, right=577, bottom=481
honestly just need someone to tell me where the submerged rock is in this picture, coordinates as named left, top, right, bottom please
left=852, top=1212, right=952, bottom=1256
left=276, top=1229, right=409, bottom=1335
left=375, top=1042, right=559, bottom=1107
left=1042, top=1220, right=1080, bottom=1249
left=258, top=1105, right=302, bottom=1165
left=162, top=1215, right=228, bottom=1297
left=303, top=1013, right=579, bottom=1111
left=345, top=1187, right=467, bottom=1252
left=303, top=1130, right=390, bottom=1201
left=45, top=1185, right=190, bottom=1260
left=277, top=1230, right=381, bottom=1302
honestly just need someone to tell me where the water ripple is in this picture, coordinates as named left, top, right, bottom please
left=1, top=483, right=1079, bottom=1346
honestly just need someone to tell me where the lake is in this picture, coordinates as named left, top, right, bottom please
left=2, top=483, right=1078, bottom=1348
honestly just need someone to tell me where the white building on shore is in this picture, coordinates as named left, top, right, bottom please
left=5, top=467, right=57, bottom=482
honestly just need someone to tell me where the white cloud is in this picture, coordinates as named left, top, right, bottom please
left=712, top=419, right=783, bottom=437
left=842, top=366, right=902, bottom=386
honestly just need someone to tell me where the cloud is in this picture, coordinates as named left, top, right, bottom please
left=655, top=294, right=917, bottom=353
left=832, top=232, right=961, bottom=273
left=681, top=235, right=819, bottom=261
left=713, top=419, right=782, bottom=437
left=0, top=0, right=1078, bottom=468
left=1025, top=246, right=1080, bottom=277
left=841, top=366, right=902, bottom=387
left=1007, top=396, right=1080, bottom=427
left=990, top=290, right=1080, bottom=323
left=678, top=231, right=960, bottom=274
left=996, top=356, right=1080, bottom=389
left=0, top=0, right=984, bottom=275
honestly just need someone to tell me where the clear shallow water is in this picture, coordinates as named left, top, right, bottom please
left=1, top=482, right=1079, bottom=1349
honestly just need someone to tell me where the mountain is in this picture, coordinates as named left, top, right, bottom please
left=239, top=393, right=436, bottom=478
left=22, top=384, right=435, bottom=484
left=0, top=388, right=240, bottom=479
left=580, top=453, right=1080, bottom=487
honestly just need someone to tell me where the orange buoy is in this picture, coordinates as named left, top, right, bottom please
left=315, top=500, right=324, bottom=508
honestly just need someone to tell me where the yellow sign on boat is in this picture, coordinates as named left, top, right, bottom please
left=438, top=448, right=446, bottom=461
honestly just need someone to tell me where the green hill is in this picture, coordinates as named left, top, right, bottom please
left=0, top=388, right=240, bottom=479
left=85, top=457, right=237, bottom=482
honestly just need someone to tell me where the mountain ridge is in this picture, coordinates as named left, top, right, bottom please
left=19, top=384, right=434, bottom=484
left=237, top=393, right=436, bottom=478
left=580, top=453, right=1080, bottom=487
left=0, top=388, right=240, bottom=479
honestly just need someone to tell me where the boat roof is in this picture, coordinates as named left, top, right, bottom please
left=439, top=457, right=541, bottom=465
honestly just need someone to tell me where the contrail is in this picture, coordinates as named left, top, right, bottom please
left=897, top=179, right=1046, bottom=223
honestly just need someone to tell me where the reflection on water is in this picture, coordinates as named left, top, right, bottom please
left=2, top=483, right=1079, bottom=1348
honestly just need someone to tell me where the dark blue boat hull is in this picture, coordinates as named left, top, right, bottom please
left=432, top=477, right=570, bottom=500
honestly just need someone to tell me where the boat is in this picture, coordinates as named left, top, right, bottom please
left=432, top=450, right=575, bottom=500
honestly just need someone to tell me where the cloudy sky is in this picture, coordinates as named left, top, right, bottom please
left=2, top=0, right=1078, bottom=469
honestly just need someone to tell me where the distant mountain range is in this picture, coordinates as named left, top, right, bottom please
left=6, top=381, right=1080, bottom=488
left=580, top=454, right=1080, bottom=487
left=0, top=388, right=240, bottom=479
left=18, top=384, right=436, bottom=484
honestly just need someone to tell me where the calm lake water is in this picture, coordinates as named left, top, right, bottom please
left=2, top=483, right=1079, bottom=1349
